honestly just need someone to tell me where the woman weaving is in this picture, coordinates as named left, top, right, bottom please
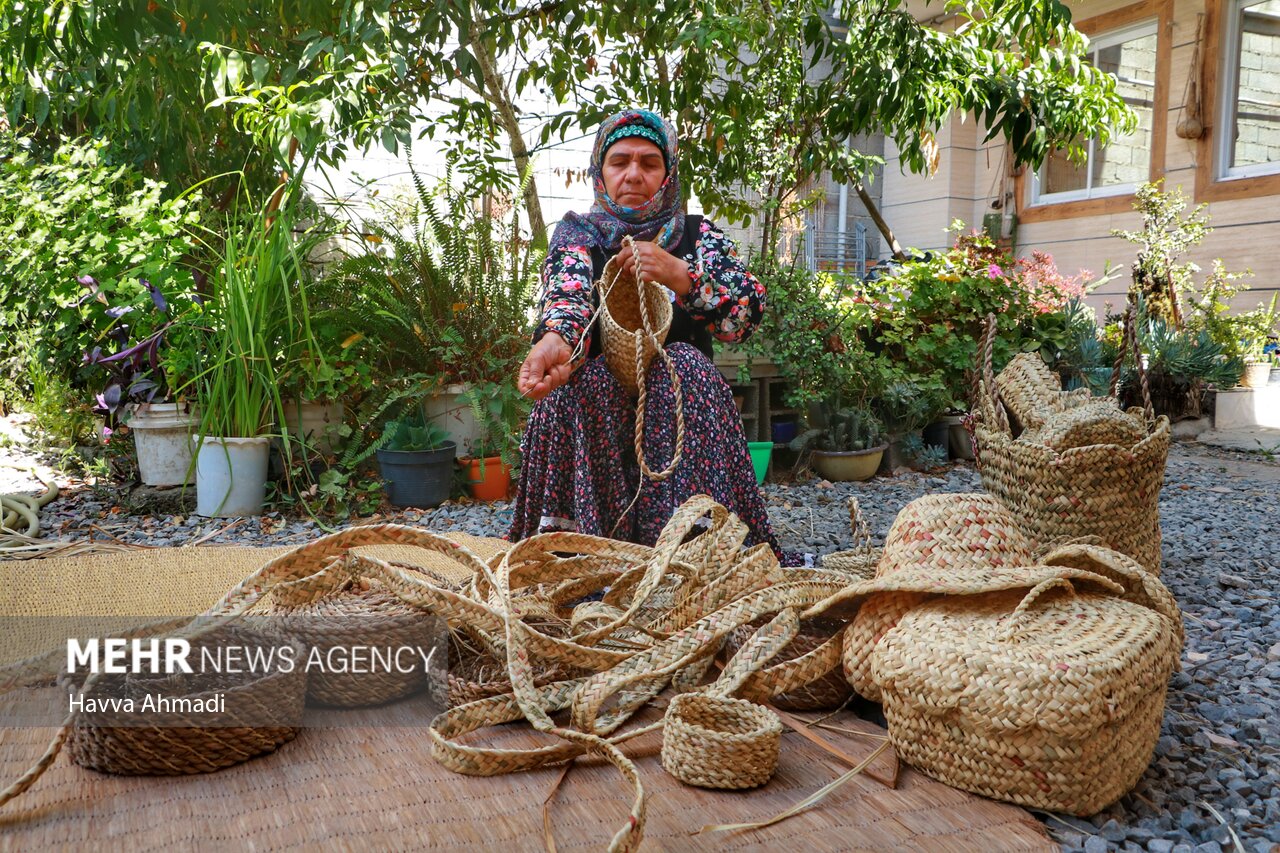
left=512, top=109, right=795, bottom=563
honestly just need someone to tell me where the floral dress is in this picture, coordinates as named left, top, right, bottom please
left=510, top=219, right=797, bottom=563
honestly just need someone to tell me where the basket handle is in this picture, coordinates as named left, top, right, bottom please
left=1108, top=305, right=1155, bottom=420
left=980, top=314, right=1011, bottom=434
left=630, top=235, right=685, bottom=483
left=847, top=496, right=873, bottom=557
left=998, top=578, right=1075, bottom=641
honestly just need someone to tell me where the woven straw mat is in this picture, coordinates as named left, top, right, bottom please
left=0, top=532, right=502, bottom=666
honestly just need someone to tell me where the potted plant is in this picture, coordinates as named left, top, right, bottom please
left=82, top=276, right=202, bottom=486
left=874, top=375, right=945, bottom=472
left=187, top=189, right=322, bottom=517
left=376, top=406, right=457, bottom=508
left=456, top=380, right=525, bottom=501
left=790, top=404, right=887, bottom=482
left=1238, top=297, right=1277, bottom=389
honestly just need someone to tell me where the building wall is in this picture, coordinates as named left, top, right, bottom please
left=879, top=0, right=1280, bottom=315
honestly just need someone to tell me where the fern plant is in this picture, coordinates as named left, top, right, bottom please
left=315, top=166, right=541, bottom=387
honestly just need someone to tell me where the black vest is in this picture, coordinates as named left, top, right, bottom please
left=587, top=214, right=714, bottom=360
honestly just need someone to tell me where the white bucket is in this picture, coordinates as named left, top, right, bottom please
left=194, top=436, right=270, bottom=517
left=128, top=403, right=196, bottom=486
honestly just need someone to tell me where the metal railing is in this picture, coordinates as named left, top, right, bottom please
left=801, top=221, right=868, bottom=278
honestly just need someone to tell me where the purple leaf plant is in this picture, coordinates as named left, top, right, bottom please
left=81, top=275, right=187, bottom=427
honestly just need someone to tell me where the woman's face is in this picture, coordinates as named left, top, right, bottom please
left=601, top=137, right=666, bottom=208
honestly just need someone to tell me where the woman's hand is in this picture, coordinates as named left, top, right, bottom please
left=518, top=332, right=574, bottom=401
left=617, top=242, right=692, bottom=297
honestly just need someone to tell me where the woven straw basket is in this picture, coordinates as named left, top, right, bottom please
left=598, top=251, right=671, bottom=396
left=661, top=692, right=782, bottom=789
left=842, top=493, right=1035, bottom=702
left=974, top=315, right=1169, bottom=574
left=65, top=625, right=306, bottom=776
left=872, top=576, right=1181, bottom=815
left=270, top=585, right=439, bottom=708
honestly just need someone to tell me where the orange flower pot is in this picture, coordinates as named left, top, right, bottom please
left=461, top=456, right=512, bottom=501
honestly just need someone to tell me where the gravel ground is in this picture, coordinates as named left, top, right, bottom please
left=3, top=413, right=1278, bottom=851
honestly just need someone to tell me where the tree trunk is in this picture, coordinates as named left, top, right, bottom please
left=854, top=182, right=905, bottom=261
left=468, top=26, right=547, bottom=247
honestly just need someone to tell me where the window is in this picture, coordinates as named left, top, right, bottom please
left=1217, top=0, right=1280, bottom=179
left=1031, top=21, right=1159, bottom=204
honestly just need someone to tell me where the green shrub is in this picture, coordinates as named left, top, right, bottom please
left=860, top=228, right=1093, bottom=410
left=0, top=133, right=199, bottom=394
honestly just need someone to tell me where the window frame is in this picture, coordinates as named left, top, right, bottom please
left=1197, top=0, right=1280, bottom=201
left=1213, top=0, right=1280, bottom=181
left=1016, top=0, right=1172, bottom=224
left=1029, top=20, right=1161, bottom=206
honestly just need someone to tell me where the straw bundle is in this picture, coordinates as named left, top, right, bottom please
left=974, top=314, right=1169, bottom=574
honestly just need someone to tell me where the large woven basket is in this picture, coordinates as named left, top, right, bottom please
left=872, top=576, right=1181, bottom=815
left=598, top=250, right=671, bottom=396
left=270, top=584, right=440, bottom=708
left=661, top=692, right=781, bottom=789
left=65, top=625, right=306, bottom=776
left=974, top=314, right=1169, bottom=574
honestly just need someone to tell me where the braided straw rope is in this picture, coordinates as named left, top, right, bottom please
left=974, top=313, right=1169, bottom=574
left=628, top=238, right=684, bottom=482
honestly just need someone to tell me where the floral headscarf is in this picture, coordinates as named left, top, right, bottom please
left=549, top=109, right=684, bottom=254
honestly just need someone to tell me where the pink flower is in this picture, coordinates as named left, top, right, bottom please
left=987, top=264, right=1003, bottom=279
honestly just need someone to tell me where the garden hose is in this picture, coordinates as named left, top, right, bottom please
left=0, top=470, right=58, bottom=546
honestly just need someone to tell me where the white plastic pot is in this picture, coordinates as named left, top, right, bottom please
left=128, top=402, right=196, bottom=486
left=194, top=436, right=271, bottom=517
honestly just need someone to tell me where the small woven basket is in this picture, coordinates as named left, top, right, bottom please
left=270, top=584, right=440, bottom=708
left=65, top=625, right=306, bottom=776
left=872, top=577, right=1181, bottom=815
left=995, top=352, right=1072, bottom=433
left=598, top=251, right=671, bottom=396
left=661, top=693, right=782, bottom=789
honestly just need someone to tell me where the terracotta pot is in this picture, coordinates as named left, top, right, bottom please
left=811, top=445, right=887, bottom=482
left=461, top=456, right=512, bottom=501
